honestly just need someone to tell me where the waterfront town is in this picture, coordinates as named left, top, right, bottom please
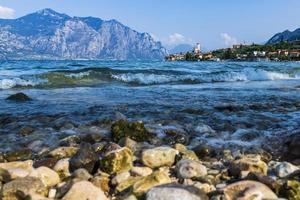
left=166, top=41, right=300, bottom=61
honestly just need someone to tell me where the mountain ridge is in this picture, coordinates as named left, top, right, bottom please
left=267, top=27, right=300, bottom=44
left=0, top=8, right=167, bottom=60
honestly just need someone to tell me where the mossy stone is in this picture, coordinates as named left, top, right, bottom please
left=100, top=147, right=133, bottom=175
left=111, top=120, right=150, bottom=142
left=4, top=149, right=32, bottom=162
left=280, top=180, right=300, bottom=200
left=6, top=93, right=32, bottom=102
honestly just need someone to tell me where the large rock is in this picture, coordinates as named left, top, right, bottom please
left=100, top=147, right=133, bottom=174
left=222, top=180, right=277, bottom=200
left=146, top=184, right=209, bottom=200
left=29, top=166, right=60, bottom=187
left=0, top=160, right=33, bottom=182
left=111, top=119, right=150, bottom=142
left=133, top=171, right=171, bottom=196
left=142, top=147, right=178, bottom=168
left=62, top=181, right=108, bottom=200
left=69, top=143, right=98, bottom=173
left=176, top=159, right=207, bottom=179
left=6, top=93, right=32, bottom=102
left=275, top=161, right=299, bottom=178
left=1, top=177, right=47, bottom=200
left=228, top=155, right=268, bottom=178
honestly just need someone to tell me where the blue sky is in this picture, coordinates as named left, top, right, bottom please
left=0, top=0, right=300, bottom=50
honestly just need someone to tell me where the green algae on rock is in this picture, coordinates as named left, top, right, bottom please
left=280, top=180, right=300, bottom=200
left=111, top=119, right=151, bottom=142
left=6, top=93, right=32, bottom=102
left=100, top=147, right=133, bottom=174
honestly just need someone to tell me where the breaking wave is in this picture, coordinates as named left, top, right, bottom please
left=0, top=67, right=299, bottom=89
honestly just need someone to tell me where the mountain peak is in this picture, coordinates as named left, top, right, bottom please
left=35, top=8, right=69, bottom=19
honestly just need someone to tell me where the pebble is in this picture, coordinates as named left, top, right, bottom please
left=176, top=159, right=207, bottom=179
left=275, top=161, right=299, bottom=178
left=142, top=147, right=178, bottom=168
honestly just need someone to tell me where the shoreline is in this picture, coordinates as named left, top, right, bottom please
left=0, top=115, right=299, bottom=199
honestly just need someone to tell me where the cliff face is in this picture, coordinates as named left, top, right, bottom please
left=267, top=28, right=300, bottom=44
left=0, top=9, right=167, bottom=60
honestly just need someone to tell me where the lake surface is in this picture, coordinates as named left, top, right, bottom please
left=1, top=60, right=300, bottom=151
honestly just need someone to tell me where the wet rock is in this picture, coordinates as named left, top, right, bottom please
left=101, top=142, right=122, bottom=155
left=133, top=171, right=171, bottom=196
left=62, top=181, right=108, bottom=200
left=131, top=166, right=153, bottom=177
left=4, top=149, right=32, bottom=162
left=195, top=124, right=216, bottom=136
left=192, top=145, right=215, bottom=159
left=33, top=158, right=58, bottom=169
left=275, top=161, right=299, bottom=178
left=222, top=180, right=277, bottom=200
left=1, top=177, right=47, bottom=200
left=19, top=126, right=35, bottom=136
left=112, top=171, right=131, bottom=185
left=80, top=133, right=103, bottom=144
left=59, top=135, right=81, bottom=146
left=91, top=174, right=110, bottom=193
left=146, top=184, right=209, bottom=200
left=289, top=134, right=300, bottom=157
left=245, top=172, right=281, bottom=192
left=111, top=119, right=151, bottom=142
left=71, top=168, right=92, bottom=181
left=29, top=166, right=60, bottom=187
left=142, top=147, right=178, bottom=168
left=6, top=92, right=32, bottom=102
left=164, top=129, right=190, bottom=145
left=49, top=146, right=78, bottom=159
left=100, top=147, right=133, bottom=174
left=53, top=158, right=71, bottom=179
left=69, top=143, right=98, bottom=173
left=176, top=159, right=207, bottom=179
left=228, top=155, right=268, bottom=178
left=175, top=144, right=199, bottom=161
left=280, top=180, right=300, bottom=200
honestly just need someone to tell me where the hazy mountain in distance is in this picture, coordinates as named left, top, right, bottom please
left=267, top=28, right=300, bottom=44
left=0, top=8, right=167, bottom=60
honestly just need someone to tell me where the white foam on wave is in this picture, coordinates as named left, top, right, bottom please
left=65, top=71, right=91, bottom=78
left=111, top=68, right=297, bottom=85
left=0, top=78, right=45, bottom=89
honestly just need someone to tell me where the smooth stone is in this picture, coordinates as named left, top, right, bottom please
left=118, top=137, right=138, bottom=152
left=142, top=147, right=178, bottom=168
left=229, top=156, right=268, bottom=178
left=71, top=168, right=92, bottom=181
left=29, top=166, right=60, bottom=187
left=275, top=161, right=299, bottom=178
left=112, top=171, right=131, bottom=185
left=116, top=176, right=143, bottom=192
left=6, top=92, right=32, bottom=102
left=49, top=147, right=78, bottom=160
left=246, top=172, right=281, bottom=192
left=0, top=160, right=33, bottom=182
left=147, top=184, right=209, bottom=200
left=69, top=143, right=98, bottom=173
left=48, top=188, right=57, bottom=198
left=133, top=171, right=171, bottom=196
left=131, top=166, right=153, bottom=177
left=62, top=181, right=108, bottom=200
left=33, top=158, right=58, bottom=169
left=53, top=158, right=71, bottom=178
left=100, top=147, right=133, bottom=174
left=1, top=177, right=47, bottom=200
left=222, top=180, right=278, bottom=200
left=192, top=145, right=215, bottom=159
left=176, top=159, right=207, bottom=179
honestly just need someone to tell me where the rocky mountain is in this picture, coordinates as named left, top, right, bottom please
left=267, top=28, right=300, bottom=44
left=0, top=8, right=167, bottom=60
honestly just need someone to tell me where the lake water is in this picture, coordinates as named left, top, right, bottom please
left=1, top=60, right=300, bottom=151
